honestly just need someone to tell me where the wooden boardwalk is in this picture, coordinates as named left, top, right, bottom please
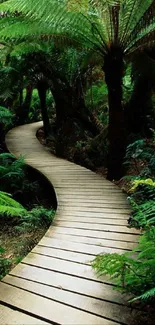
left=0, top=122, right=139, bottom=325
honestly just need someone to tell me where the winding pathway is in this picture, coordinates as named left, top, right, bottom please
left=0, top=122, right=139, bottom=325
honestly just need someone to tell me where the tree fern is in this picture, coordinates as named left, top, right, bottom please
left=0, top=191, right=27, bottom=216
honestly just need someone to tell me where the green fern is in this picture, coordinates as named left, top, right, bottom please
left=0, top=0, right=154, bottom=55
left=16, top=206, right=55, bottom=232
left=129, top=200, right=155, bottom=228
left=0, top=191, right=27, bottom=217
left=0, top=153, right=25, bottom=191
left=0, top=245, right=11, bottom=280
left=134, top=287, right=155, bottom=301
left=0, top=106, right=13, bottom=125
left=92, top=227, right=155, bottom=302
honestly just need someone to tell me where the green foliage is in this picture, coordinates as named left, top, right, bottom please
left=129, top=199, right=155, bottom=228
left=27, top=89, right=54, bottom=123
left=0, top=106, right=13, bottom=126
left=0, top=190, right=27, bottom=217
left=129, top=179, right=155, bottom=204
left=92, top=227, right=155, bottom=301
left=27, top=89, right=41, bottom=122
left=0, top=0, right=154, bottom=57
left=16, top=206, right=55, bottom=232
left=0, top=153, right=25, bottom=192
left=85, top=82, right=108, bottom=125
left=86, top=82, right=108, bottom=109
left=0, top=246, right=11, bottom=280
left=122, top=65, right=133, bottom=103
left=130, top=178, right=155, bottom=192
left=124, top=138, right=155, bottom=177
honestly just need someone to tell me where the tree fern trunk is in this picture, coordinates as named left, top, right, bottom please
left=37, top=82, right=49, bottom=138
left=18, top=85, right=32, bottom=125
left=104, top=46, right=126, bottom=180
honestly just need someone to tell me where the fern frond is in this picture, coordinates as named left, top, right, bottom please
left=0, top=106, right=13, bottom=124
left=0, top=191, right=24, bottom=208
left=0, top=204, right=26, bottom=216
left=133, top=287, right=155, bottom=301
left=0, top=0, right=154, bottom=57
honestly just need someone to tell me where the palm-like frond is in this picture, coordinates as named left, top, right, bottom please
left=0, top=191, right=27, bottom=217
left=0, top=0, right=154, bottom=56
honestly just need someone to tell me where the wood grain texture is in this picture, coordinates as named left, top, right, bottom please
left=0, top=122, right=140, bottom=325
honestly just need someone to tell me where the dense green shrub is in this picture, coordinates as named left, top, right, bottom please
left=124, top=139, right=155, bottom=177
left=0, top=106, right=13, bottom=126
left=0, top=153, right=25, bottom=192
left=92, top=227, right=155, bottom=302
left=16, top=206, right=55, bottom=232
left=129, top=200, right=155, bottom=228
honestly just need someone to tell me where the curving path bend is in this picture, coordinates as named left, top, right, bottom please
left=0, top=122, right=140, bottom=325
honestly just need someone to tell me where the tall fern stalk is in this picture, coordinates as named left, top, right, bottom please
left=0, top=0, right=154, bottom=179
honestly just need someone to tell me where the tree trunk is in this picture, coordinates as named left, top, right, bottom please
left=19, top=89, right=23, bottom=108
left=125, top=56, right=155, bottom=137
left=37, top=82, right=49, bottom=138
left=18, top=85, right=32, bottom=125
left=51, top=78, right=99, bottom=135
left=104, top=46, right=126, bottom=180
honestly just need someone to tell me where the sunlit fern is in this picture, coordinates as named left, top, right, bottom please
left=0, top=190, right=27, bottom=216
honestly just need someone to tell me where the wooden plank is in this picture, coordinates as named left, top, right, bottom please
left=53, top=221, right=139, bottom=235
left=55, top=186, right=123, bottom=190
left=55, top=186, right=122, bottom=191
left=55, top=183, right=121, bottom=188
left=39, top=237, right=125, bottom=254
left=0, top=304, right=49, bottom=324
left=55, top=216, right=128, bottom=225
left=57, top=189, right=127, bottom=197
left=45, top=233, right=136, bottom=250
left=57, top=207, right=131, bottom=214
left=46, top=226, right=138, bottom=242
left=56, top=211, right=129, bottom=219
left=2, top=275, right=136, bottom=325
left=32, top=246, right=95, bottom=264
left=0, top=282, right=114, bottom=325
left=58, top=197, right=129, bottom=203
left=8, top=263, right=130, bottom=305
left=22, top=252, right=107, bottom=283
left=58, top=202, right=130, bottom=208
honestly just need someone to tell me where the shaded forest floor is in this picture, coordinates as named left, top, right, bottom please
left=0, top=166, right=56, bottom=279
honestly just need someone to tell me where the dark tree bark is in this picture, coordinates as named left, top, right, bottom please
left=125, top=55, right=155, bottom=136
left=37, top=81, right=49, bottom=138
left=19, top=89, right=23, bottom=108
left=104, top=46, right=126, bottom=180
left=51, top=77, right=99, bottom=135
left=17, top=85, right=33, bottom=125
